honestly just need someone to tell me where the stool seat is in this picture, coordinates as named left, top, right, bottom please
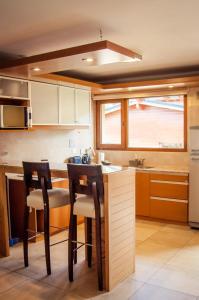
left=27, top=188, right=70, bottom=210
left=74, top=195, right=104, bottom=218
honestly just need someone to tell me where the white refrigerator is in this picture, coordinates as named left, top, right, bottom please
left=189, top=126, right=199, bottom=228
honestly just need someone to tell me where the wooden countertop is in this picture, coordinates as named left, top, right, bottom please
left=130, top=166, right=189, bottom=175
left=0, top=161, right=128, bottom=176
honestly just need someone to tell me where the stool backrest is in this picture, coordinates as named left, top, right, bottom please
left=23, top=161, right=52, bottom=195
left=67, top=164, right=104, bottom=202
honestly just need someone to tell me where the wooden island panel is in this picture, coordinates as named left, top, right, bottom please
left=105, top=169, right=135, bottom=290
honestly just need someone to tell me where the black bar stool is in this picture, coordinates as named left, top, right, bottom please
left=23, top=161, right=70, bottom=275
left=67, top=163, right=104, bottom=291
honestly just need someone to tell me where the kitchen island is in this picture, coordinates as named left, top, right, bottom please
left=0, top=162, right=135, bottom=291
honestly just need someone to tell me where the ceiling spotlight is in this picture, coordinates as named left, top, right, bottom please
left=124, top=57, right=142, bottom=63
left=168, top=85, right=174, bottom=89
left=32, top=67, right=41, bottom=72
left=82, top=58, right=93, bottom=62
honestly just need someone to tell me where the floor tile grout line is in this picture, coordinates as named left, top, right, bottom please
left=0, top=273, right=30, bottom=296
left=128, top=281, right=198, bottom=299
left=127, top=280, right=146, bottom=300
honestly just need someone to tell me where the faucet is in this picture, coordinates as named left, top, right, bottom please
left=129, top=158, right=145, bottom=167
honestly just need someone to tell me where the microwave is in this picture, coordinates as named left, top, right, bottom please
left=0, top=105, right=32, bottom=129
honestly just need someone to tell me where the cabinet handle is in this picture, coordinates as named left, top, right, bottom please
left=150, top=180, right=188, bottom=185
left=150, top=196, right=188, bottom=203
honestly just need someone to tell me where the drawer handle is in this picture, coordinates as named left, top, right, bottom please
left=150, top=180, right=188, bottom=185
left=150, top=196, right=188, bottom=203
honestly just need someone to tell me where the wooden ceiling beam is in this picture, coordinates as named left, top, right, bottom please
left=101, top=75, right=199, bottom=89
left=40, top=73, right=102, bottom=89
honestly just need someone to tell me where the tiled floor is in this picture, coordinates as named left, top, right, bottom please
left=0, top=220, right=199, bottom=299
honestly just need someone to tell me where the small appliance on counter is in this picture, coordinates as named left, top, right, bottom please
left=81, top=153, right=91, bottom=164
left=81, top=147, right=95, bottom=164
left=68, top=156, right=82, bottom=164
left=68, top=148, right=95, bottom=165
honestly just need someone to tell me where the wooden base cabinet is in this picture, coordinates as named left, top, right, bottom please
left=136, top=171, right=189, bottom=223
left=136, top=172, right=150, bottom=217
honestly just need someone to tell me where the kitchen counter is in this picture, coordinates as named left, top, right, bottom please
left=135, top=165, right=189, bottom=174
left=0, top=160, right=127, bottom=175
left=0, top=161, right=135, bottom=291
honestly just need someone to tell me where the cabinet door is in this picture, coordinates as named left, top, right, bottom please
left=31, top=82, right=59, bottom=124
left=136, top=172, right=150, bottom=216
left=59, top=86, right=75, bottom=124
left=0, top=77, right=29, bottom=99
left=150, top=198, right=188, bottom=222
left=75, top=89, right=90, bottom=124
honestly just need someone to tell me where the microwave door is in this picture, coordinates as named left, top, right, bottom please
left=3, top=105, right=26, bottom=128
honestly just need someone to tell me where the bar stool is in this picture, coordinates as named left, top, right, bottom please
left=67, top=163, right=104, bottom=291
left=23, top=161, right=70, bottom=275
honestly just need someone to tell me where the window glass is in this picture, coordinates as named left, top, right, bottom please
left=101, top=102, right=121, bottom=144
left=128, top=95, right=184, bottom=149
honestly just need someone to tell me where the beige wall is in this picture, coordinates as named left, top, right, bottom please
left=97, top=88, right=199, bottom=168
left=0, top=87, right=199, bottom=167
left=0, top=128, right=92, bottom=163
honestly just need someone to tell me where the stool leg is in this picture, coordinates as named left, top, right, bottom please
left=68, top=212, right=75, bottom=281
left=95, top=216, right=103, bottom=291
left=44, top=206, right=51, bottom=275
left=23, top=205, right=29, bottom=267
left=73, top=215, right=77, bottom=264
left=86, top=218, right=92, bottom=268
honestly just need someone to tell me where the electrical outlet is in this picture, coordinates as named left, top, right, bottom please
left=68, top=138, right=75, bottom=148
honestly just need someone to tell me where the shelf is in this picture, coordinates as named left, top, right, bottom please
left=0, top=128, right=31, bottom=132
left=31, top=124, right=91, bottom=130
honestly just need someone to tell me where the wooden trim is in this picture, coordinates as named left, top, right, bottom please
left=125, top=148, right=187, bottom=152
left=0, top=167, right=10, bottom=256
left=102, top=75, right=199, bottom=89
left=184, top=94, right=188, bottom=152
left=96, top=99, right=126, bottom=150
left=0, top=40, right=141, bottom=69
left=40, top=73, right=102, bottom=89
left=31, top=124, right=90, bottom=130
left=96, top=95, right=187, bottom=152
left=106, top=40, right=142, bottom=60
left=93, top=87, right=188, bottom=100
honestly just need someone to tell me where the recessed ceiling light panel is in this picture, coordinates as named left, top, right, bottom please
left=32, top=67, right=41, bottom=72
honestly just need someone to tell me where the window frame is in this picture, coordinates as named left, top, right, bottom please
left=96, top=95, right=187, bottom=152
left=96, top=99, right=126, bottom=150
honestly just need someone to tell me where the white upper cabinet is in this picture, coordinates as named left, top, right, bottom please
left=59, top=86, right=75, bottom=124
left=0, top=76, right=29, bottom=100
left=31, top=81, right=59, bottom=124
left=30, top=81, right=91, bottom=126
left=75, top=89, right=91, bottom=124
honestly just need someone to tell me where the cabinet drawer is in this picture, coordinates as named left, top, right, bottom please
left=150, top=197, right=188, bottom=222
left=150, top=173, right=188, bottom=183
left=150, top=181, right=188, bottom=200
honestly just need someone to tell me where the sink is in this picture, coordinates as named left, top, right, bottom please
left=136, top=166, right=154, bottom=169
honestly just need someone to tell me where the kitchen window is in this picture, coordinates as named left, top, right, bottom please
left=96, top=100, right=126, bottom=149
left=96, top=95, right=187, bottom=151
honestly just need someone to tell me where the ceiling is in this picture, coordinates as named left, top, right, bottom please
left=1, top=0, right=199, bottom=83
